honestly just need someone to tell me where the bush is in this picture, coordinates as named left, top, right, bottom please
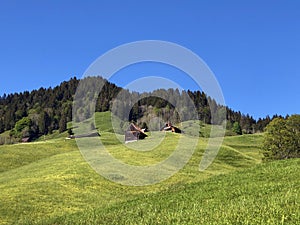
left=232, top=122, right=242, bottom=135
left=262, top=115, right=300, bottom=160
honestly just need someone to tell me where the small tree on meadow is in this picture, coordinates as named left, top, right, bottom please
left=263, top=115, right=300, bottom=160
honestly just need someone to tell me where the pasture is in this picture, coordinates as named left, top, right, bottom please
left=0, top=112, right=298, bottom=224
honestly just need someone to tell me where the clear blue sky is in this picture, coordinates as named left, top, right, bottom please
left=0, top=0, right=299, bottom=119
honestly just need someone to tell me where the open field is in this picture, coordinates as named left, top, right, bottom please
left=0, top=112, right=298, bottom=224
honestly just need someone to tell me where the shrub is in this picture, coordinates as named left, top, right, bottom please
left=263, top=115, right=300, bottom=160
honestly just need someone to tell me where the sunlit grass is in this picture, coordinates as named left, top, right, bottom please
left=0, top=139, right=76, bottom=172
left=0, top=112, right=295, bottom=224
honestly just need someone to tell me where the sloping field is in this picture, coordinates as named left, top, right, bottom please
left=0, top=112, right=297, bottom=224
left=46, top=158, right=299, bottom=225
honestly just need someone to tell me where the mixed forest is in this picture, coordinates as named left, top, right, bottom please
left=0, top=76, right=280, bottom=144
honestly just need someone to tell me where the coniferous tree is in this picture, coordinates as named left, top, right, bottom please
left=59, top=114, right=67, bottom=133
left=0, top=119, right=4, bottom=133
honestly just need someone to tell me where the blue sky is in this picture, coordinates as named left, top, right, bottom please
left=0, top=0, right=299, bottom=119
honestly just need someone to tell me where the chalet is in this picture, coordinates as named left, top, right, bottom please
left=125, top=123, right=147, bottom=143
left=161, top=122, right=182, bottom=133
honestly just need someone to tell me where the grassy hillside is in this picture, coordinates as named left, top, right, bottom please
left=0, top=139, right=76, bottom=173
left=45, top=158, right=300, bottom=225
left=0, top=112, right=297, bottom=224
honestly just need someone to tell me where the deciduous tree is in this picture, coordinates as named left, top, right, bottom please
left=263, top=115, right=300, bottom=160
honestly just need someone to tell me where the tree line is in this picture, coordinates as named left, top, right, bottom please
left=0, top=76, right=277, bottom=143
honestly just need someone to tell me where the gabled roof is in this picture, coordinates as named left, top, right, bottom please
left=67, top=132, right=100, bottom=139
left=21, top=137, right=31, bottom=142
left=128, top=123, right=147, bottom=136
left=125, top=123, right=148, bottom=143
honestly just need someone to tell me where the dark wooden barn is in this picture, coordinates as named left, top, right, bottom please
left=67, top=132, right=100, bottom=139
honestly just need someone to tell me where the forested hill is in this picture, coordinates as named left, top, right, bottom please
left=0, top=76, right=273, bottom=142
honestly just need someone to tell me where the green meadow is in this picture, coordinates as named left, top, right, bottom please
left=0, top=112, right=299, bottom=224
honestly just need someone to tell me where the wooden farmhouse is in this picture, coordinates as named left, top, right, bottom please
left=161, top=122, right=182, bottom=133
left=125, top=123, right=147, bottom=143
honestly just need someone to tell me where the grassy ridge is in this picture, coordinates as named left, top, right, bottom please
left=0, top=139, right=76, bottom=173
